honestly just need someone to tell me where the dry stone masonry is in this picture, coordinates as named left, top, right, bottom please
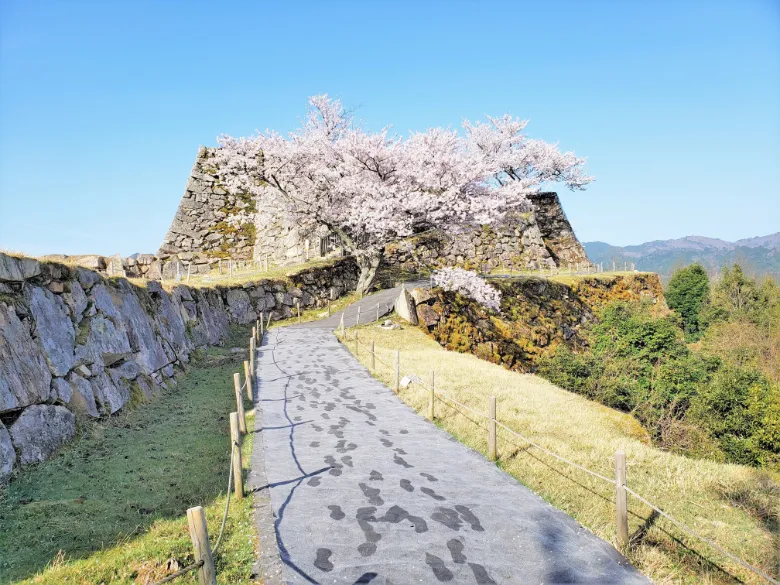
left=0, top=252, right=358, bottom=484
left=157, top=147, right=590, bottom=272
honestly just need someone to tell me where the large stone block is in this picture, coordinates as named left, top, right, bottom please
left=394, top=288, right=418, bottom=325
left=28, top=286, right=75, bottom=377
left=0, top=422, right=15, bottom=484
left=0, top=253, right=40, bottom=282
left=0, top=303, right=52, bottom=412
left=9, top=405, right=76, bottom=466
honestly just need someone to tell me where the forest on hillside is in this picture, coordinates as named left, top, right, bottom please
left=538, top=263, right=780, bottom=470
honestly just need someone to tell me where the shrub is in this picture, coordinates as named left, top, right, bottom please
left=665, top=263, right=709, bottom=339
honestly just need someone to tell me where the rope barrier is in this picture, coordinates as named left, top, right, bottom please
left=147, top=425, right=238, bottom=585
left=494, top=420, right=615, bottom=485
left=623, top=486, right=779, bottom=584
left=433, top=389, right=491, bottom=421
left=148, top=561, right=204, bottom=585
left=211, top=440, right=236, bottom=555
left=343, top=316, right=775, bottom=584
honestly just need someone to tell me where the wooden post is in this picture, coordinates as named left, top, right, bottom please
left=370, top=340, right=375, bottom=370
left=251, top=326, right=257, bottom=342
left=297, top=301, right=301, bottom=323
left=266, top=311, right=272, bottom=331
left=376, top=304, right=379, bottom=322
left=327, top=300, right=331, bottom=317
left=356, top=306, right=361, bottom=327
left=250, top=338, right=256, bottom=380
left=259, top=313, right=264, bottom=337
left=394, top=350, right=400, bottom=393
left=339, top=313, right=345, bottom=337
left=187, top=506, right=217, bottom=585
left=488, top=396, right=497, bottom=461
left=355, top=329, right=359, bottom=357
left=230, top=413, right=244, bottom=500
left=615, top=450, right=629, bottom=549
left=219, top=259, right=222, bottom=275
left=187, top=263, right=191, bottom=283
left=233, top=373, right=246, bottom=434
left=428, top=371, right=435, bottom=421
left=244, top=360, right=253, bottom=400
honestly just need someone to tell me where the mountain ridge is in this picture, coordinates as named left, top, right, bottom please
left=584, top=232, right=780, bottom=281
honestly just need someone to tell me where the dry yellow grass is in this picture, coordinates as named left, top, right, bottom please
left=183, top=258, right=338, bottom=289
left=341, top=321, right=779, bottom=585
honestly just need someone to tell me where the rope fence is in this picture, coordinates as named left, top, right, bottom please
left=337, top=320, right=778, bottom=585
left=147, top=325, right=260, bottom=585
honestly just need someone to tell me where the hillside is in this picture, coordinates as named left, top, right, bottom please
left=584, top=233, right=780, bottom=282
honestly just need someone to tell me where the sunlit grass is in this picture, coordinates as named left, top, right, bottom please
left=341, top=321, right=779, bottom=585
left=0, top=326, right=260, bottom=585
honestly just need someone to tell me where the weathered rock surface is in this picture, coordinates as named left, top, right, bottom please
left=0, top=254, right=40, bottom=282
left=0, top=422, right=15, bottom=484
left=394, top=288, right=418, bottom=325
left=9, top=405, right=76, bottom=466
left=28, top=287, right=75, bottom=376
left=0, top=303, right=52, bottom=411
left=0, top=254, right=360, bottom=482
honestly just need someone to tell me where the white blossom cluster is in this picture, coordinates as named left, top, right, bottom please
left=432, top=267, right=502, bottom=312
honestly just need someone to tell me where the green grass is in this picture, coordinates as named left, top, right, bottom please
left=341, top=321, right=779, bottom=585
left=0, top=326, right=259, bottom=585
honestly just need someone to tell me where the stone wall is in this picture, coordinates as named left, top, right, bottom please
left=158, top=147, right=257, bottom=261
left=0, top=253, right=358, bottom=484
left=383, top=193, right=588, bottom=273
left=157, top=147, right=590, bottom=272
left=405, top=273, right=666, bottom=373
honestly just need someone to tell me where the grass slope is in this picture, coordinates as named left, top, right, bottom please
left=0, top=326, right=259, bottom=585
left=341, top=321, right=779, bottom=585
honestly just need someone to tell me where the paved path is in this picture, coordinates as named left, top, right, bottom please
left=249, top=287, right=649, bottom=585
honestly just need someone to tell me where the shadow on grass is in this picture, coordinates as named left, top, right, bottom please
left=0, top=327, right=253, bottom=584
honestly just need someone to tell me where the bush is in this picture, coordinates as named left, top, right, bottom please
left=665, top=263, right=709, bottom=339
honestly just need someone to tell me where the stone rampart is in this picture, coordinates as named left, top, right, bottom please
left=0, top=253, right=358, bottom=484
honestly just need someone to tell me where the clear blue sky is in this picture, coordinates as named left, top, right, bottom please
left=1, top=0, right=778, bottom=257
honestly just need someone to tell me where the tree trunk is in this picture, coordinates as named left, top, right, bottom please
left=355, top=249, right=382, bottom=295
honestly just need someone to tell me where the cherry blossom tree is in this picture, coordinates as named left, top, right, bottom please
left=214, top=95, right=593, bottom=294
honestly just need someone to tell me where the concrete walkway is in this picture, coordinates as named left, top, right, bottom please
left=249, top=287, right=649, bottom=585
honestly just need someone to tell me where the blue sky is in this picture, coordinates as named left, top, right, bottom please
left=1, top=0, right=778, bottom=256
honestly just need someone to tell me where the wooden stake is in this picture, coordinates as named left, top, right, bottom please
left=251, top=326, right=256, bottom=342
left=376, top=304, right=379, bottom=322
left=259, top=313, right=264, bottom=337
left=230, top=413, right=244, bottom=500
left=327, top=300, right=331, bottom=317
left=187, top=263, right=191, bottom=283
left=244, top=360, right=253, bottom=400
left=615, top=450, right=629, bottom=549
left=249, top=338, right=255, bottom=379
left=297, top=301, right=301, bottom=323
left=370, top=340, right=375, bottom=370
left=187, top=506, right=217, bottom=585
left=233, top=373, right=246, bottom=434
left=394, top=350, right=400, bottom=393
left=356, top=306, right=361, bottom=327
left=488, top=396, right=497, bottom=461
left=266, top=311, right=272, bottom=331
left=428, top=371, right=435, bottom=421
left=339, top=312, right=345, bottom=337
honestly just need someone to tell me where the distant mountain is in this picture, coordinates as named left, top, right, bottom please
left=584, top=233, right=780, bottom=282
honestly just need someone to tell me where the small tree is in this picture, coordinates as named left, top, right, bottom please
left=214, top=95, right=593, bottom=293
left=666, top=263, right=710, bottom=339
